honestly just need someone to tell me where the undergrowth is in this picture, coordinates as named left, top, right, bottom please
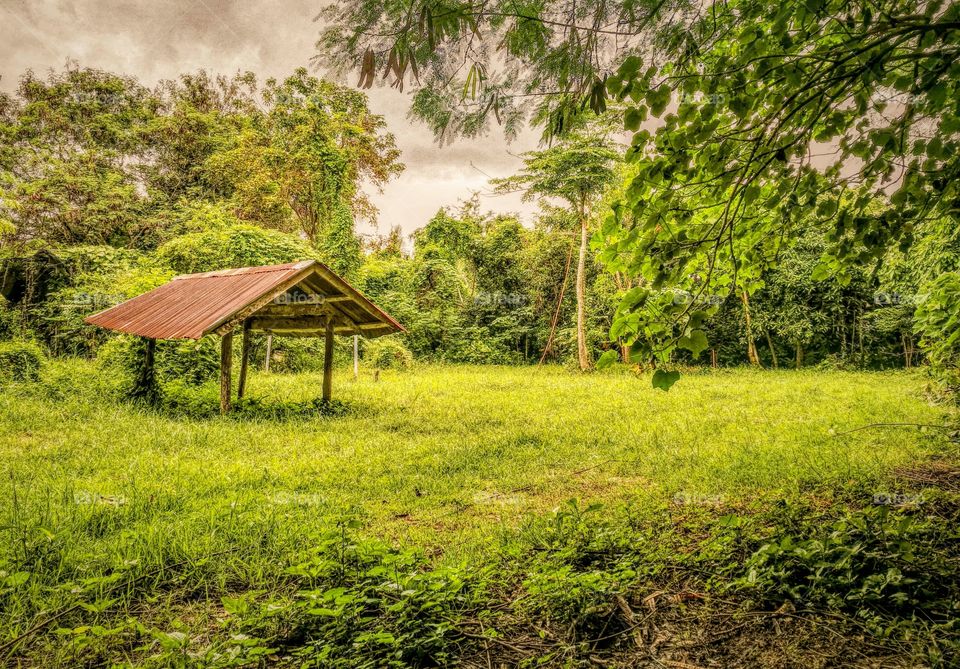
left=1, top=361, right=958, bottom=666
left=9, top=499, right=955, bottom=667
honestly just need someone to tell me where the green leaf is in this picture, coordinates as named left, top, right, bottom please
left=596, top=349, right=619, bottom=369
left=652, top=369, right=681, bottom=391
left=628, top=339, right=649, bottom=363
left=685, top=329, right=709, bottom=357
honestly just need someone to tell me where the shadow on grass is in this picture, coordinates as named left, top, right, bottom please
left=139, top=382, right=360, bottom=421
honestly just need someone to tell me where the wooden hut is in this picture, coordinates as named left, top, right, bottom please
left=84, top=260, right=403, bottom=413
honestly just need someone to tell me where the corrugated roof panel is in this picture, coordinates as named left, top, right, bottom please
left=84, top=260, right=403, bottom=340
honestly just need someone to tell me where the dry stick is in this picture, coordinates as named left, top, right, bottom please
left=478, top=618, right=493, bottom=669
left=458, top=629, right=529, bottom=655
left=833, top=422, right=956, bottom=437
left=538, top=243, right=574, bottom=366
left=0, top=602, right=86, bottom=658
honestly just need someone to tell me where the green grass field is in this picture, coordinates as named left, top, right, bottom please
left=1, top=363, right=957, bottom=666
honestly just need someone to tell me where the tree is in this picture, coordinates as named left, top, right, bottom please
left=205, top=69, right=404, bottom=243
left=492, top=134, right=617, bottom=369
left=414, top=206, right=481, bottom=264
left=316, top=0, right=674, bottom=142
left=1, top=67, right=155, bottom=246
left=318, top=0, right=960, bottom=382
left=144, top=71, right=259, bottom=209
left=0, top=65, right=405, bottom=253
left=366, top=225, right=406, bottom=258
left=318, top=202, right=364, bottom=278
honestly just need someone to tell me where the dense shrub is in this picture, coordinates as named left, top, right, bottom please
left=0, top=340, right=45, bottom=382
left=443, top=329, right=520, bottom=364
left=159, top=337, right=221, bottom=385
left=97, top=335, right=220, bottom=391
left=0, top=299, right=26, bottom=340
left=156, top=224, right=317, bottom=274
left=264, top=337, right=332, bottom=374
left=38, top=246, right=172, bottom=356
left=915, top=271, right=960, bottom=395
left=364, top=336, right=413, bottom=369
left=729, top=504, right=960, bottom=650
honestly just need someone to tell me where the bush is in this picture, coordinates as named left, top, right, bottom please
left=156, top=224, right=317, bottom=274
left=0, top=298, right=27, bottom=340
left=364, top=336, right=413, bottom=369
left=205, top=521, right=481, bottom=667
left=98, top=335, right=220, bottom=385
left=39, top=246, right=172, bottom=356
left=915, top=271, right=960, bottom=395
left=159, top=337, right=221, bottom=385
left=729, top=504, right=960, bottom=645
left=0, top=339, right=45, bottom=382
left=264, top=337, right=331, bottom=374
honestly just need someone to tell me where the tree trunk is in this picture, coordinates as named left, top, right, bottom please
left=764, top=329, right=779, bottom=369
left=220, top=331, right=233, bottom=415
left=538, top=243, right=574, bottom=365
left=857, top=310, right=865, bottom=367
left=576, top=215, right=590, bottom=371
left=129, top=337, right=160, bottom=407
left=795, top=342, right=803, bottom=369
left=902, top=335, right=914, bottom=369
left=740, top=290, right=762, bottom=367
left=710, top=348, right=718, bottom=368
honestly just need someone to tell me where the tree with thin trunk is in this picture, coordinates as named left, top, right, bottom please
left=739, top=290, right=763, bottom=367
left=493, top=134, right=617, bottom=370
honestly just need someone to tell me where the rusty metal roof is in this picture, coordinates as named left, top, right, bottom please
left=84, top=260, right=404, bottom=340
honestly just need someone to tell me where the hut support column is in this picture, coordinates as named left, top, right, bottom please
left=238, top=320, right=251, bottom=399
left=353, top=334, right=359, bottom=380
left=264, top=334, right=273, bottom=372
left=220, top=331, right=233, bottom=415
left=130, top=337, right=159, bottom=406
left=322, top=318, right=334, bottom=401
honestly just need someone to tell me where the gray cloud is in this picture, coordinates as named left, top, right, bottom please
left=0, top=0, right=540, bottom=238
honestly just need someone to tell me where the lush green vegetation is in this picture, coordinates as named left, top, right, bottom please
left=3, top=62, right=958, bottom=376
left=320, top=0, right=960, bottom=388
left=1, top=362, right=957, bottom=666
left=3, top=1, right=960, bottom=664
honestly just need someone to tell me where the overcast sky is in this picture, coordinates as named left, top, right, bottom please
left=0, top=0, right=541, bottom=239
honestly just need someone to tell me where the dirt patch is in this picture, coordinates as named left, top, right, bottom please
left=895, top=456, right=960, bottom=493
left=455, top=589, right=916, bottom=668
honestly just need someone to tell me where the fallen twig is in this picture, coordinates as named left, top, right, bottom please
left=833, top=422, right=955, bottom=437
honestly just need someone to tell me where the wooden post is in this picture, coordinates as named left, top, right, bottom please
left=130, top=337, right=160, bottom=406
left=322, top=318, right=334, bottom=401
left=145, top=337, right=155, bottom=366
left=238, top=320, right=251, bottom=399
left=220, top=331, right=233, bottom=415
left=353, top=334, right=359, bottom=380
left=264, top=334, right=272, bottom=372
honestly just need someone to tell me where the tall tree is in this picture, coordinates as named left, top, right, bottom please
left=0, top=66, right=405, bottom=250
left=318, top=0, right=960, bottom=381
left=493, top=134, right=617, bottom=369
left=205, top=69, right=404, bottom=242
left=0, top=67, right=155, bottom=246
